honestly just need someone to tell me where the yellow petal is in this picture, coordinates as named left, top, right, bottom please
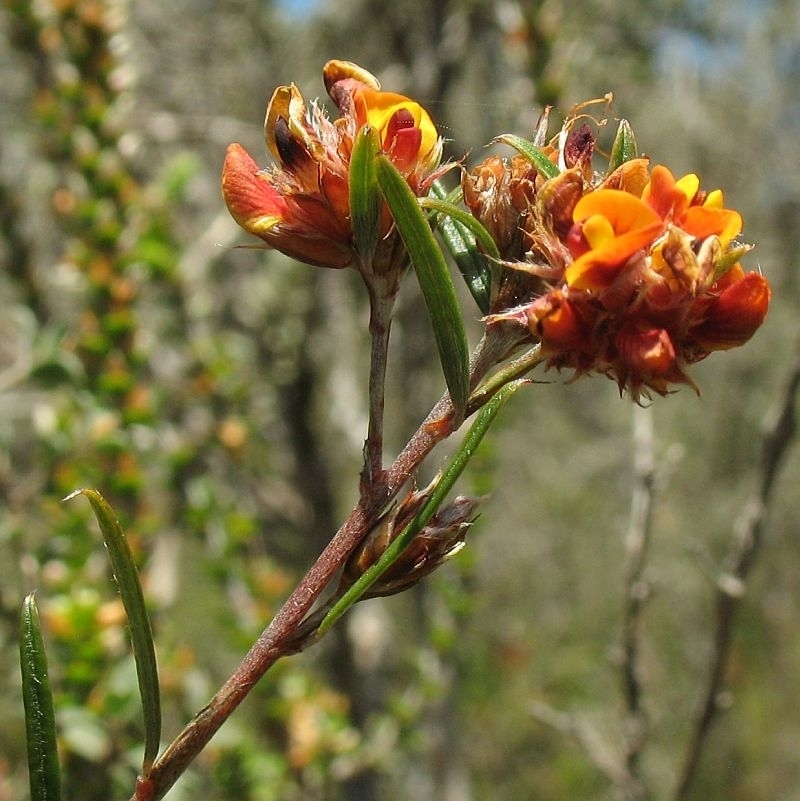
left=582, top=214, right=616, bottom=248
left=643, top=165, right=690, bottom=219
left=681, top=206, right=742, bottom=245
left=573, top=189, right=662, bottom=235
left=675, top=173, right=700, bottom=202
left=565, top=222, right=663, bottom=290
left=359, top=89, right=438, bottom=160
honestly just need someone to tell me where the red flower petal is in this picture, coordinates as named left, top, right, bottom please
left=643, top=165, right=690, bottom=220
left=221, top=144, right=288, bottom=235
left=690, top=272, right=771, bottom=350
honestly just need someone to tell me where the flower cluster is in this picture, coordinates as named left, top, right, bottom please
left=471, top=115, right=770, bottom=399
left=223, top=65, right=770, bottom=401
left=222, top=60, right=443, bottom=271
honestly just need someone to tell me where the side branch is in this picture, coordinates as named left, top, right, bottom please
left=620, top=405, right=657, bottom=800
left=674, top=342, right=800, bottom=800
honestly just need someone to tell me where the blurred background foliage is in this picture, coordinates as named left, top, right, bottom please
left=1, top=0, right=798, bottom=799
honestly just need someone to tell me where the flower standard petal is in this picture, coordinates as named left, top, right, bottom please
left=675, top=173, right=700, bottom=202
left=565, top=225, right=662, bottom=290
left=564, top=190, right=663, bottom=290
left=264, top=84, right=323, bottom=166
left=323, top=59, right=381, bottom=105
left=643, top=165, right=692, bottom=220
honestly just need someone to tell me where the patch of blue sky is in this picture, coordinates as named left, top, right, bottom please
left=276, top=0, right=321, bottom=16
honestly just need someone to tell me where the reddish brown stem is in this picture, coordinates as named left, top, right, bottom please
left=135, top=326, right=531, bottom=801
left=139, top=505, right=375, bottom=799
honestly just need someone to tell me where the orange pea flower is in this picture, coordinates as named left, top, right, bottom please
left=222, top=60, right=442, bottom=270
left=564, top=189, right=663, bottom=290
left=643, top=166, right=742, bottom=245
left=565, top=165, right=743, bottom=292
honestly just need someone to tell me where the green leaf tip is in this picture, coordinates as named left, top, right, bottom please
left=67, top=488, right=162, bottom=774
left=494, top=134, right=560, bottom=180
left=349, top=125, right=382, bottom=263
left=609, top=119, right=638, bottom=173
left=20, top=592, right=62, bottom=801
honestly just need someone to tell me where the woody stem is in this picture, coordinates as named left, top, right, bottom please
left=135, top=326, right=539, bottom=801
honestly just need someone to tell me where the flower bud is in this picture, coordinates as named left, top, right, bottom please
left=689, top=270, right=771, bottom=351
left=342, top=489, right=483, bottom=599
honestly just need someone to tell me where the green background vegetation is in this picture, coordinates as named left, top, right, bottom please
left=1, top=0, right=798, bottom=799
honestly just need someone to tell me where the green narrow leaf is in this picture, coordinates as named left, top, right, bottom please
left=427, top=178, right=462, bottom=213
left=427, top=182, right=497, bottom=313
left=66, top=489, right=161, bottom=774
left=438, top=214, right=493, bottom=314
left=608, top=119, right=638, bottom=173
left=420, top=197, right=501, bottom=262
left=429, top=182, right=492, bottom=314
left=20, top=593, right=62, bottom=801
left=318, top=379, right=525, bottom=634
left=494, top=134, right=560, bottom=180
left=349, top=125, right=382, bottom=263
left=376, top=156, right=470, bottom=418
left=440, top=182, right=465, bottom=206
